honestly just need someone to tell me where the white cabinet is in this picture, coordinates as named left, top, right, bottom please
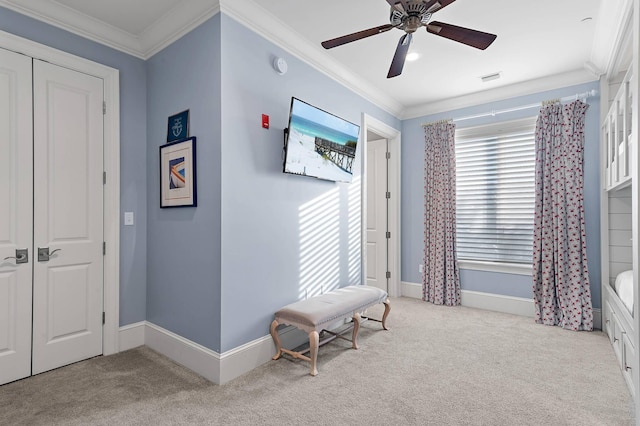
left=622, top=332, right=635, bottom=395
left=600, top=32, right=638, bottom=401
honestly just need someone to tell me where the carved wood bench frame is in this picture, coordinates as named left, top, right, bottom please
left=270, top=285, right=390, bottom=376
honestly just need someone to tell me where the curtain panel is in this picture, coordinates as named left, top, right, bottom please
left=423, top=121, right=460, bottom=306
left=532, top=100, right=593, bottom=331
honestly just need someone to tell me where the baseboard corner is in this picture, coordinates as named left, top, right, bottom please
left=144, top=322, right=221, bottom=384
left=118, top=321, right=146, bottom=352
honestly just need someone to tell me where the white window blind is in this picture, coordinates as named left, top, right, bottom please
left=455, top=117, right=537, bottom=264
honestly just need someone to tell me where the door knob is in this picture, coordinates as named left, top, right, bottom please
left=38, top=247, right=61, bottom=262
left=3, top=248, right=29, bottom=264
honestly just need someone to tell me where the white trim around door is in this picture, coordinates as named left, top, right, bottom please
left=361, top=114, right=401, bottom=297
left=0, top=30, right=121, bottom=356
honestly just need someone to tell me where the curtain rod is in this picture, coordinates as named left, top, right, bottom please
left=421, top=89, right=598, bottom=126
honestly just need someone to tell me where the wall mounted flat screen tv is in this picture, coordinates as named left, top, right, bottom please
left=283, top=97, right=360, bottom=183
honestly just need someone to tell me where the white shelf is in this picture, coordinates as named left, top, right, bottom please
left=604, top=68, right=634, bottom=192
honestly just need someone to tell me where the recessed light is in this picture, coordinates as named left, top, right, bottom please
left=406, top=52, right=420, bottom=61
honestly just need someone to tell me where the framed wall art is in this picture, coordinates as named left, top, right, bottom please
left=160, top=137, right=197, bottom=208
left=167, top=109, right=189, bottom=142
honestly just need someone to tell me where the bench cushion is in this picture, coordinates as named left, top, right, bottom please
left=274, top=285, right=387, bottom=333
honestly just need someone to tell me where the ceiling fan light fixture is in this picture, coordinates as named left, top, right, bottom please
left=406, top=52, right=420, bottom=61
left=480, top=72, right=501, bottom=83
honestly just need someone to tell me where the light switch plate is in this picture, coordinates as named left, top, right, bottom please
left=124, top=212, right=134, bottom=226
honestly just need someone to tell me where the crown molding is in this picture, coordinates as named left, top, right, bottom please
left=0, top=0, right=220, bottom=59
left=140, top=0, right=220, bottom=59
left=1, top=0, right=608, bottom=120
left=590, top=0, right=633, bottom=78
left=219, top=0, right=404, bottom=118
left=0, top=0, right=401, bottom=116
left=0, top=0, right=403, bottom=116
left=0, top=0, right=144, bottom=56
left=401, top=69, right=597, bottom=120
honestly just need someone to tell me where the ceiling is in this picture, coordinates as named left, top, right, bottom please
left=0, top=0, right=627, bottom=118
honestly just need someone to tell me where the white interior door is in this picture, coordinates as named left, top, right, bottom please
left=31, top=60, right=104, bottom=374
left=366, top=139, right=388, bottom=291
left=0, top=48, right=34, bottom=385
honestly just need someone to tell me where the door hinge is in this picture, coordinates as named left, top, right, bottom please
left=386, top=271, right=391, bottom=279
left=103, top=241, right=106, bottom=255
left=103, top=171, right=107, bottom=185
left=103, top=101, right=106, bottom=115
left=386, top=192, right=391, bottom=199
left=385, top=152, right=391, bottom=159
left=386, top=231, right=391, bottom=239
left=102, top=312, right=105, bottom=325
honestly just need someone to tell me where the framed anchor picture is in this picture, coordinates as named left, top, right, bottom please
left=167, top=109, right=190, bottom=142
left=160, top=137, right=197, bottom=208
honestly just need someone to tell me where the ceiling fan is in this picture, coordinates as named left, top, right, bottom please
left=321, top=0, right=497, bottom=78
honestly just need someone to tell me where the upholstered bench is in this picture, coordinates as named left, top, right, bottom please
left=270, top=285, right=390, bottom=376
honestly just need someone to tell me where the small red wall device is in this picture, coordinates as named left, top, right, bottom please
left=262, top=114, right=269, bottom=129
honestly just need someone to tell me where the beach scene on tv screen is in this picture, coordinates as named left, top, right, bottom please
left=284, top=99, right=360, bottom=182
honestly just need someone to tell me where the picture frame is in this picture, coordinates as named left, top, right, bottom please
left=160, top=137, right=197, bottom=208
left=167, top=109, right=190, bottom=142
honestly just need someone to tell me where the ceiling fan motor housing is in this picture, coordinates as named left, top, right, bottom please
left=390, top=1, right=432, bottom=32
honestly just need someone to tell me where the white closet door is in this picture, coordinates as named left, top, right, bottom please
left=0, top=49, right=33, bottom=385
left=366, top=139, right=388, bottom=291
left=32, top=60, right=104, bottom=374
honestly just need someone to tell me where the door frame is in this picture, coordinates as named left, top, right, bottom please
left=361, top=114, right=401, bottom=297
left=0, top=30, right=121, bottom=356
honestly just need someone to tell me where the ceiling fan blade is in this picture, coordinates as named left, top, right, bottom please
left=387, top=33, right=412, bottom=78
left=426, top=21, right=497, bottom=50
left=322, top=24, right=394, bottom=49
left=385, top=0, right=407, bottom=13
left=425, top=0, right=457, bottom=14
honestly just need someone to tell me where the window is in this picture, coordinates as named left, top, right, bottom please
left=455, top=117, right=537, bottom=264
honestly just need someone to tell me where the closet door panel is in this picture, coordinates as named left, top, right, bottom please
left=31, top=60, right=104, bottom=375
left=0, top=48, right=33, bottom=385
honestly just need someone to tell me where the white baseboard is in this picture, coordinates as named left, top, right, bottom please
left=219, top=335, right=274, bottom=384
left=461, top=289, right=536, bottom=318
left=401, top=281, right=602, bottom=330
left=218, top=325, right=308, bottom=384
left=119, top=321, right=309, bottom=385
left=145, top=322, right=220, bottom=384
left=401, top=281, right=423, bottom=299
left=118, top=321, right=146, bottom=351
left=117, top=285, right=603, bottom=384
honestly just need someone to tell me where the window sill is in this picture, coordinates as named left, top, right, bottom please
left=458, top=260, right=532, bottom=276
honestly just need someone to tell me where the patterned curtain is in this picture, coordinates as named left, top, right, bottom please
left=532, top=100, right=593, bottom=331
left=423, top=121, right=460, bottom=306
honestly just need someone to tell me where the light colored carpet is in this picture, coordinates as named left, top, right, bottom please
left=0, top=297, right=634, bottom=425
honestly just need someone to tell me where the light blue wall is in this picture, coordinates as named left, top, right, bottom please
left=146, top=15, right=222, bottom=350
left=0, top=6, right=148, bottom=325
left=401, top=81, right=602, bottom=307
left=2, top=5, right=605, bottom=353
left=219, top=15, right=400, bottom=352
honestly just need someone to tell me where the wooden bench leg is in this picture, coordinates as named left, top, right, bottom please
left=382, top=298, right=391, bottom=330
left=352, top=313, right=361, bottom=349
left=270, top=320, right=282, bottom=360
left=309, top=331, right=319, bottom=376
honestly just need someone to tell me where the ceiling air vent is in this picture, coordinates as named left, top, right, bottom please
left=480, top=72, right=501, bottom=83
